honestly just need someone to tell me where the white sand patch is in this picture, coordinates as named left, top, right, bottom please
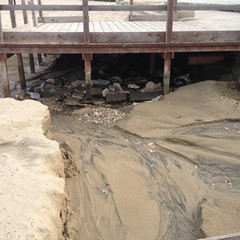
left=0, top=98, right=65, bottom=240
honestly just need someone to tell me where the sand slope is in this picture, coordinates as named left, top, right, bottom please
left=0, top=99, right=65, bottom=240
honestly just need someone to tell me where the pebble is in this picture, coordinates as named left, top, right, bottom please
left=127, top=84, right=140, bottom=90
left=78, top=107, right=127, bottom=126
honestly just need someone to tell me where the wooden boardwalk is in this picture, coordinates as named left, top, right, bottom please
left=0, top=0, right=240, bottom=97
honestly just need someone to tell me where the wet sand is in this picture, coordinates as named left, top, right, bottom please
left=51, top=81, right=240, bottom=240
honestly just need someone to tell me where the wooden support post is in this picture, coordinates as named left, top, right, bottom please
left=163, top=53, right=171, bottom=95
left=0, top=11, right=10, bottom=97
left=37, top=53, right=42, bottom=65
left=0, top=54, right=10, bottom=97
left=163, top=0, right=174, bottom=95
left=82, top=54, right=93, bottom=100
left=150, top=53, right=156, bottom=79
left=16, top=54, right=26, bottom=90
left=27, top=0, right=37, bottom=74
left=29, top=53, right=35, bottom=73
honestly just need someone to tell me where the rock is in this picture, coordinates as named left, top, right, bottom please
left=106, top=92, right=128, bottom=103
left=142, top=81, right=162, bottom=92
left=17, top=90, right=31, bottom=100
left=110, top=76, right=123, bottom=84
left=92, top=79, right=110, bottom=87
left=102, top=88, right=110, bottom=98
left=65, top=97, right=82, bottom=106
left=130, top=91, right=162, bottom=102
left=45, top=78, right=55, bottom=84
left=109, top=83, right=123, bottom=93
left=9, top=80, right=16, bottom=91
left=127, top=83, right=140, bottom=90
left=28, top=92, right=40, bottom=100
left=91, top=88, right=104, bottom=97
left=174, top=74, right=191, bottom=87
left=71, top=80, right=83, bottom=88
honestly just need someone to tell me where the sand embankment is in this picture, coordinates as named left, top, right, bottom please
left=0, top=98, right=65, bottom=240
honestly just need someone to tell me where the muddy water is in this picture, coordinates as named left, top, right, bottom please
left=51, top=81, right=240, bottom=240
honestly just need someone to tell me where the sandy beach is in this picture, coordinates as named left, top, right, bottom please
left=1, top=0, right=240, bottom=239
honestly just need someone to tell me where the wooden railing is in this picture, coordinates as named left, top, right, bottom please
left=0, top=1, right=240, bottom=46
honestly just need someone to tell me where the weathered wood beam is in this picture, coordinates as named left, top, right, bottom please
left=163, top=0, right=174, bottom=95
left=175, top=4, right=240, bottom=11
left=21, top=0, right=28, bottom=24
left=1, top=4, right=239, bottom=12
left=37, top=0, right=43, bottom=18
left=149, top=53, right=156, bottom=79
left=163, top=52, right=171, bottom=95
left=0, top=4, right=84, bottom=11
left=1, top=42, right=240, bottom=54
left=29, top=53, right=35, bottom=73
left=8, top=0, right=17, bottom=28
left=82, top=53, right=93, bottom=100
left=166, top=0, right=174, bottom=43
left=0, top=12, right=10, bottom=97
left=16, top=53, right=26, bottom=90
left=37, top=16, right=83, bottom=23
left=0, top=54, right=10, bottom=97
left=83, top=0, right=90, bottom=44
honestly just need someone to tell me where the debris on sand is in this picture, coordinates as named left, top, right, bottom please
left=77, top=106, right=127, bottom=126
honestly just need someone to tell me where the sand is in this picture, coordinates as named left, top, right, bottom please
left=51, top=81, right=240, bottom=240
left=0, top=98, right=66, bottom=240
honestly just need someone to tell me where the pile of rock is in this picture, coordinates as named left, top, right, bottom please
left=77, top=106, right=127, bottom=126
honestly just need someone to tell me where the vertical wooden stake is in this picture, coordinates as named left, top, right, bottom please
left=29, top=53, right=35, bottom=73
left=82, top=54, right=93, bottom=100
left=37, top=54, right=42, bottom=65
left=16, top=54, right=26, bottom=90
left=0, top=54, right=10, bottom=97
left=0, top=12, right=10, bottom=97
left=163, top=52, right=171, bottom=95
left=150, top=53, right=156, bottom=79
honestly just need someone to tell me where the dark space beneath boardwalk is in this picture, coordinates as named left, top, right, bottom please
left=50, top=81, right=240, bottom=240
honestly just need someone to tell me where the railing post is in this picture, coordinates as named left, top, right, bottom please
left=8, top=0, right=17, bottom=28
left=163, top=0, right=174, bottom=95
left=82, top=0, right=92, bottom=100
left=0, top=12, right=10, bottom=97
left=83, top=0, right=90, bottom=44
left=9, top=0, right=27, bottom=90
left=28, top=0, right=36, bottom=73
left=21, top=0, right=28, bottom=24
left=38, top=0, right=43, bottom=18
left=129, top=0, right=133, bottom=20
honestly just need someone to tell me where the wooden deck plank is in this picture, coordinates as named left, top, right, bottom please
left=69, top=22, right=79, bottom=32
left=60, top=23, right=73, bottom=32
left=99, top=22, right=112, bottom=32
left=89, top=22, right=94, bottom=32
left=77, top=23, right=83, bottom=32
left=118, top=21, right=140, bottom=32
left=127, top=21, right=148, bottom=32
left=93, top=21, right=103, bottom=32
left=51, top=23, right=65, bottom=32
left=112, top=21, right=129, bottom=32
left=43, top=23, right=58, bottom=32
left=107, top=21, right=122, bottom=32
